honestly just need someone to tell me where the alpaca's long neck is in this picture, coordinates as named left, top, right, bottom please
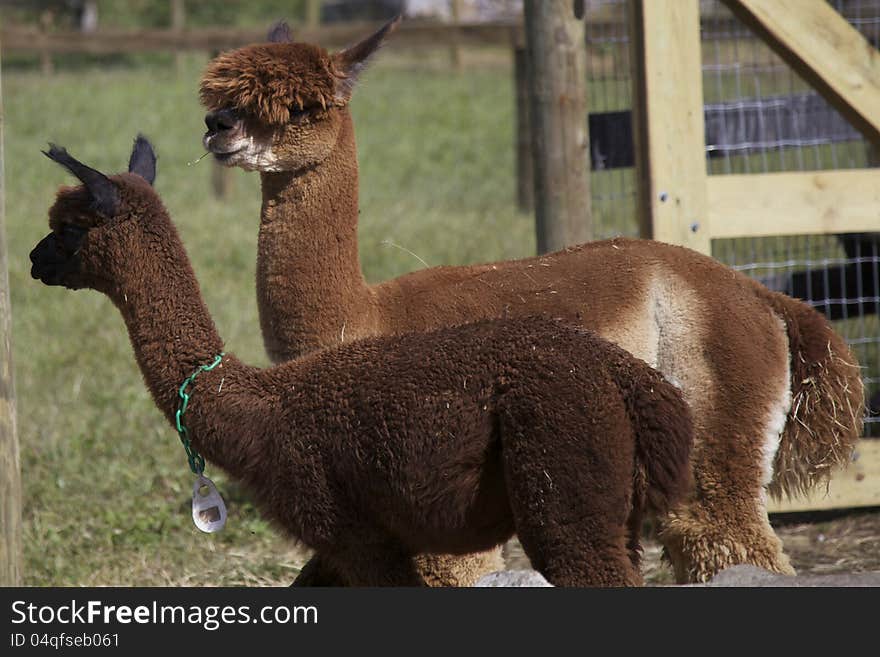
left=109, top=219, right=269, bottom=480
left=258, top=111, right=375, bottom=363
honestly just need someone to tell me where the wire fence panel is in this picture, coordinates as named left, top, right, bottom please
left=584, top=0, right=638, bottom=240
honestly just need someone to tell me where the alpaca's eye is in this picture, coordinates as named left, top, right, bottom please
left=290, top=107, right=311, bottom=121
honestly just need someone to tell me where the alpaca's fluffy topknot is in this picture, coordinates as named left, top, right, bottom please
left=200, top=42, right=346, bottom=125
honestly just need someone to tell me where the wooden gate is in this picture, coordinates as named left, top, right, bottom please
left=630, top=0, right=880, bottom=512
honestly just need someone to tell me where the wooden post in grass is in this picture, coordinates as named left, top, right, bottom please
left=212, top=160, right=232, bottom=199
left=305, top=0, right=322, bottom=28
left=513, top=44, right=534, bottom=213
left=0, top=52, right=23, bottom=586
left=171, top=0, right=186, bottom=72
left=209, top=47, right=232, bottom=199
left=38, top=10, right=55, bottom=76
left=449, top=0, right=464, bottom=71
left=524, top=0, right=592, bottom=254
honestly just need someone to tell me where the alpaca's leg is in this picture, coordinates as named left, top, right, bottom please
left=517, top=530, right=641, bottom=587
left=412, top=551, right=506, bottom=587
left=294, top=550, right=503, bottom=587
left=658, top=488, right=792, bottom=584
left=325, top=542, right=426, bottom=587
left=657, top=419, right=793, bottom=583
left=499, top=391, right=641, bottom=587
left=292, top=553, right=346, bottom=587
left=508, top=477, right=641, bottom=587
left=625, top=501, right=646, bottom=573
left=653, top=323, right=794, bottom=583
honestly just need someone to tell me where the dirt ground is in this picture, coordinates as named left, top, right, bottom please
left=502, top=507, right=880, bottom=584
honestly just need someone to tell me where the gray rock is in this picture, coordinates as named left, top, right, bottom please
left=474, top=570, right=553, bottom=587
left=704, top=564, right=880, bottom=587
left=473, top=565, right=880, bottom=587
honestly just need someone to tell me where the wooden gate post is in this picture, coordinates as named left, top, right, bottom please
left=0, top=52, right=23, bottom=586
left=629, top=0, right=710, bottom=254
left=523, top=0, right=592, bottom=254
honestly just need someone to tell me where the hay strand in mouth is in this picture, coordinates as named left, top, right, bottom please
left=187, top=152, right=211, bottom=167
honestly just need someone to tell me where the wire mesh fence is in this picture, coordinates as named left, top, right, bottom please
left=584, top=0, right=638, bottom=240
left=701, top=0, right=880, bottom=434
left=584, top=0, right=880, bottom=434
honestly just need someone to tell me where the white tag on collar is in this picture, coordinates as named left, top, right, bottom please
left=192, top=474, right=227, bottom=533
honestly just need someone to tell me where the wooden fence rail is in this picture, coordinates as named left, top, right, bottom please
left=0, top=0, right=768, bottom=58
left=0, top=21, right=523, bottom=56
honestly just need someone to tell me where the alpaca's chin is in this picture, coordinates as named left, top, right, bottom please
left=212, top=149, right=243, bottom=165
left=208, top=139, right=282, bottom=173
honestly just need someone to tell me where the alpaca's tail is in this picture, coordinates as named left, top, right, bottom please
left=756, top=287, right=864, bottom=499
left=614, top=363, right=694, bottom=517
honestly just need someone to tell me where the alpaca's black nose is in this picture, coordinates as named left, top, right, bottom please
left=204, top=109, right=238, bottom=133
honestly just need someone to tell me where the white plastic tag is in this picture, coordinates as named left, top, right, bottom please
left=191, top=474, right=227, bottom=533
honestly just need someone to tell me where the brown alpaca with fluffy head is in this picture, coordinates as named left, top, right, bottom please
left=30, top=138, right=695, bottom=587
left=198, top=17, right=865, bottom=584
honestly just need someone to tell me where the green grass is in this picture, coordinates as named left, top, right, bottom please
left=3, top=48, right=541, bottom=586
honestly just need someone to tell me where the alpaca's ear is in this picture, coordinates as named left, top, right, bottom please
left=128, top=134, right=157, bottom=186
left=43, top=144, right=119, bottom=217
left=267, top=20, right=293, bottom=43
left=331, top=15, right=401, bottom=103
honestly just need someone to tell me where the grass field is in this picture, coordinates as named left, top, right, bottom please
left=3, top=48, right=540, bottom=585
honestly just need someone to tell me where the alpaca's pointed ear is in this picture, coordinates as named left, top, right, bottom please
left=43, top=143, right=119, bottom=217
left=331, top=15, right=401, bottom=103
left=267, top=20, right=293, bottom=43
left=128, top=134, right=157, bottom=186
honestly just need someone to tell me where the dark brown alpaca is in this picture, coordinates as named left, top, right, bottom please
left=30, top=138, right=694, bottom=587
left=198, top=17, right=864, bottom=584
